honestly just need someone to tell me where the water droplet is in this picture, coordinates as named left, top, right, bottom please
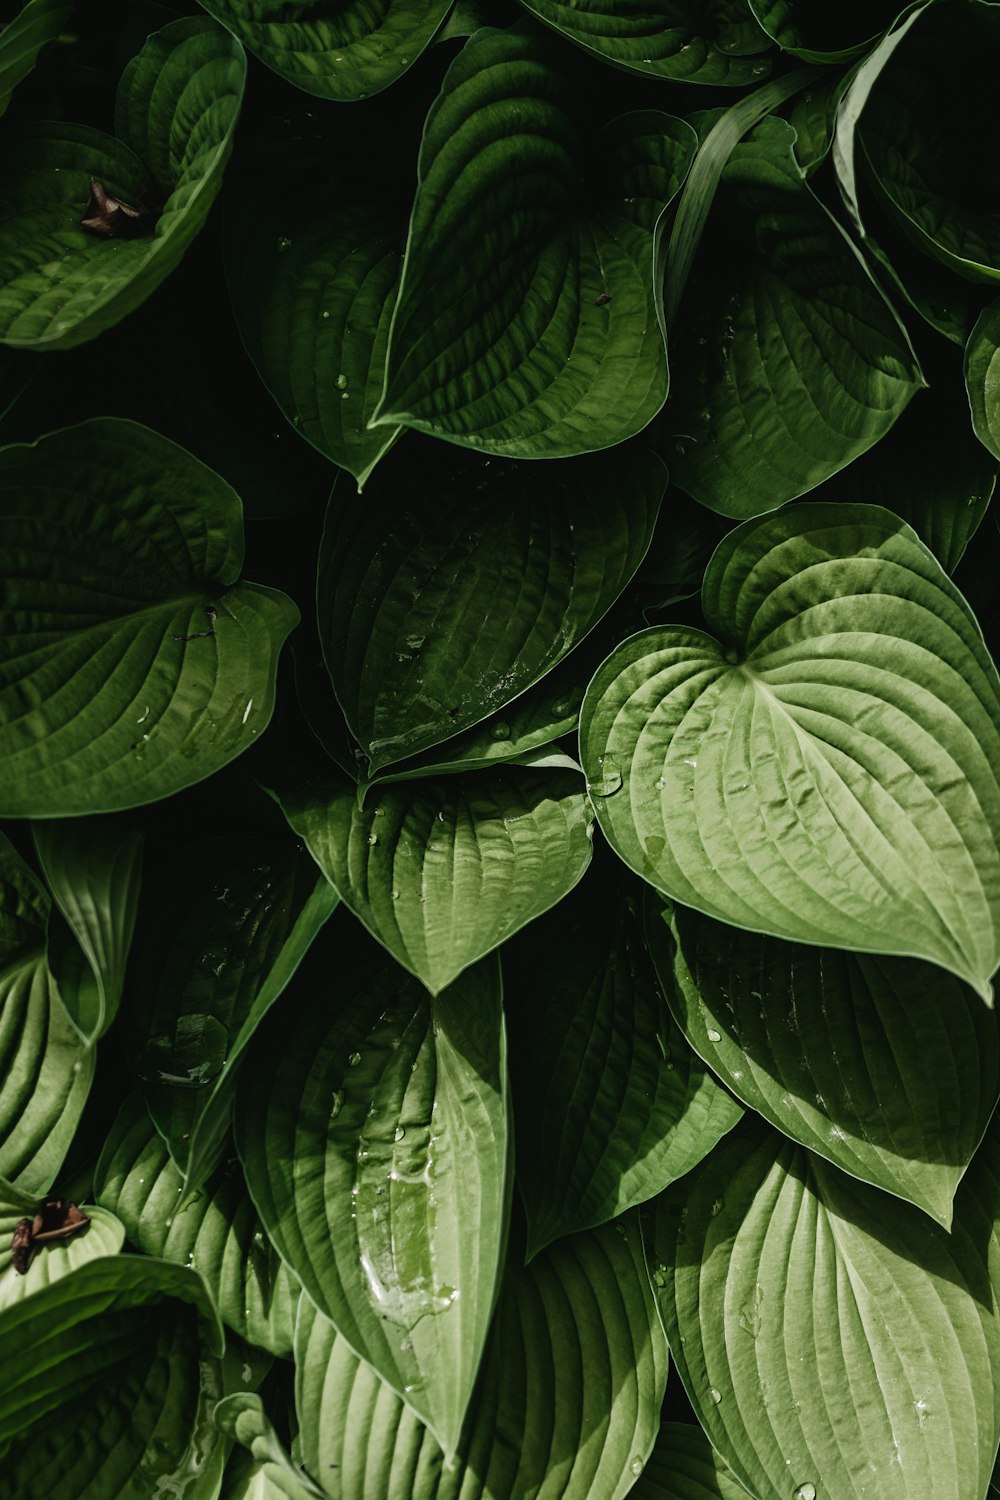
left=368, top=833, right=378, bottom=845
left=276, top=235, right=292, bottom=251
left=392, top=889, right=400, bottom=900
left=707, top=1028, right=722, bottom=1043
left=709, top=1387, right=722, bottom=1405
left=336, top=372, right=348, bottom=390
left=652, top=1265, right=667, bottom=1288
left=654, top=777, right=666, bottom=791
left=793, top=1486, right=816, bottom=1500
left=241, top=1362, right=253, bottom=1385
left=341, top=391, right=350, bottom=401
left=322, top=310, right=331, bottom=319
left=490, top=721, right=510, bottom=741
left=137, top=1015, right=229, bottom=1089
left=331, top=1090, right=345, bottom=1118
left=588, top=754, right=623, bottom=798
left=630, top=1458, right=644, bottom=1478
left=710, top=1198, right=724, bottom=1217
left=348, top=1051, right=362, bottom=1067
left=394, top=1126, right=405, bottom=1142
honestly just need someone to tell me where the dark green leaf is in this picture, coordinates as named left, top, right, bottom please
left=0, top=0, right=73, bottom=118
left=748, top=0, right=903, bottom=62
left=630, top=1423, right=749, bottom=1500
left=967, top=298, right=1000, bottom=464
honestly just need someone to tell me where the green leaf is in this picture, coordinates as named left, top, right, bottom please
left=33, top=817, right=142, bottom=1043
left=0, top=1204, right=124, bottom=1312
left=0, top=418, right=299, bottom=817
left=236, top=924, right=510, bottom=1455
left=748, top=0, right=902, bottom=62
left=663, top=116, right=924, bottom=517
left=219, top=1442, right=316, bottom=1500
left=94, top=1094, right=301, bottom=1359
left=967, top=298, right=1000, bottom=464
left=579, top=502, right=1000, bottom=1000
left=216, top=1393, right=323, bottom=1500
left=225, top=110, right=407, bottom=488
left=516, top=0, right=773, bottom=86
left=0, top=833, right=92, bottom=1193
left=649, top=1113, right=1000, bottom=1500
left=0, top=16, right=246, bottom=350
left=0, top=1254, right=225, bottom=1498
left=275, top=766, right=594, bottom=994
left=630, top=1423, right=749, bottom=1500
left=0, top=0, right=73, bottom=118
left=318, top=442, right=665, bottom=772
left=373, top=28, right=697, bottom=457
left=197, top=0, right=450, bottom=100
left=293, top=1212, right=668, bottom=1497
left=504, top=861, right=742, bottom=1258
left=653, top=901, right=999, bottom=1227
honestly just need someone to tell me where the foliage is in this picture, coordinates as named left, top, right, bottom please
left=1, top=1, right=1000, bottom=1497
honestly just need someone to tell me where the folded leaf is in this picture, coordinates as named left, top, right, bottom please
left=0, top=1204, right=123, bottom=1312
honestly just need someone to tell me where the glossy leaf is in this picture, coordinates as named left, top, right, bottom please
left=94, top=1094, right=301, bottom=1359
left=748, top=0, right=901, bottom=61
left=293, top=1212, right=667, bottom=1498
left=0, top=16, right=246, bottom=349
left=580, top=503, right=1000, bottom=1000
left=236, top=927, right=509, bottom=1455
left=504, top=862, right=742, bottom=1258
left=198, top=0, right=450, bottom=100
left=276, top=766, right=593, bottom=994
left=0, top=0, right=73, bottom=117
left=630, top=1423, right=749, bottom=1500
left=0, top=1204, right=124, bottom=1312
left=967, top=298, right=1000, bottom=464
left=0, top=418, right=299, bottom=817
left=318, top=442, right=665, bottom=771
left=649, top=1113, right=1000, bottom=1500
left=373, top=29, right=697, bottom=457
left=663, top=116, right=923, bottom=517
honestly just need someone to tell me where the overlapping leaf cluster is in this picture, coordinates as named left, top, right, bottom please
left=1, top=1, right=1000, bottom=1497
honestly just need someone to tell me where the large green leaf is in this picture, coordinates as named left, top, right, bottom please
left=0, top=1203, right=124, bottom=1312
left=0, top=418, right=299, bottom=817
left=662, top=116, right=923, bottom=517
left=293, top=1212, right=667, bottom=1498
left=372, top=28, right=697, bottom=457
left=216, top=1393, right=323, bottom=1500
left=197, top=0, right=450, bottom=100
left=94, top=1094, right=300, bottom=1359
left=0, top=16, right=246, bottom=349
left=504, top=861, right=742, bottom=1258
left=0, top=0, right=73, bottom=117
left=649, top=1113, right=1000, bottom=1500
left=0, top=1255, right=225, bottom=1499
left=0, top=833, right=92, bottom=1193
left=580, top=503, right=1000, bottom=1000
left=631, top=1423, right=749, bottom=1500
left=275, top=766, right=594, bottom=994
left=747, top=0, right=902, bottom=61
left=652, top=900, right=999, bottom=1227
left=516, top=0, right=773, bottom=86
left=236, top=925, right=509, bottom=1455
left=967, top=298, right=1000, bottom=464
left=318, top=442, right=664, bottom=772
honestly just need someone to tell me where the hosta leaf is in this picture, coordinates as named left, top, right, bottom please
left=0, top=1204, right=124, bottom=1312
left=967, top=299, right=1000, bottom=464
left=198, top=0, right=450, bottom=100
left=631, top=1423, right=749, bottom=1500
left=0, top=833, right=92, bottom=1193
left=33, top=817, right=143, bottom=1043
left=216, top=1394, right=323, bottom=1500
left=652, top=901, right=999, bottom=1227
left=663, top=116, right=924, bottom=517
left=0, top=0, right=73, bottom=117
left=0, top=16, right=246, bottom=349
left=748, top=0, right=901, bottom=61
left=517, top=0, right=773, bottom=86
left=318, top=442, right=665, bottom=771
left=236, top=923, right=509, bottom=1455
left=373, top=28, right=697, bottom=457
left=0, top=418, right=299, bottom=817
left=0, top=1255, right=225, bottom=1499
left=94, top=1094, right=300, bottom=1359
left=504, top=861, right=742, bottom=1258
left=649, top=1113, right=1000, bottom=1500
left=276, top=766, right=593, bottom=994
left=580, top=502, right=1000, bottom=1000
left=226, top=111, right=407, bottom=488
left=293, top=1212, right=667, bottom=1498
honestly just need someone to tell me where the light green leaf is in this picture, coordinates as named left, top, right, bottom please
left=33, top=817, right=142, bottom=1043
left=517, top=0, right=773, bottom=85
left=216, top=1394, right=324, bottom=1500
left=373, top=28, right=696, bottom=457
left=293, top=1212, right=668, bottom=1498
left=788, top=71, right=852, bottom=178
left=236, top=925, right=509, bottom=1455
left=967, top=299, right=1000, bottom=464
left=579, top=502, right=1000, bottom=1000
left=0, top=16, right=246, bottom=349
left=94, top=1094, right=301, bottom=1359
left=652, top=900, right=998, bottom=1227
left=198, top=0, right=450, bottom=100
left=225, top=111, right=406, bottom=488
left=0, top=418, right=299, bottom=817
left=275, top=766, right=593, bottom=994
left=319, top=442, right=664, bottom=772
left=663, top=116, right=923, bottom=517
left=748, top=0, right=902, bottom=61
left=0, top=1255, right=225, bottom=1498
left=219, top=1441, right=317, bottom=1500
left=630, top=1423, right=749, bottom=1500
left=0, top=833, right=92, bottom=1193
left=504, top=862, right=742, bottom=1259
left=0, top=1204, right=124, bottom=1312
left=0, top=0, right=73, bottom=118
left=649, top=1114, right=1000, bottom=1500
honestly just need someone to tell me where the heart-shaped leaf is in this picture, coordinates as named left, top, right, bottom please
left=580, top=502, right=1000, bottom=1000
left=276, top=766, right=593, bottom=994
left=0, top=1203, right=124, bottom=1312
left=319, top=442, right=664, bottom=771
left=648, top=1113, right=1000, bottom=1500
left=236, top=920, right=509, bottom=1455
left=0, top=418, right=299, bottom=817
left=0, top=16, right=246, bottom=349
left=0, top=0, right=73, bottom=117
left=373, top=28, right=697, bottom=457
